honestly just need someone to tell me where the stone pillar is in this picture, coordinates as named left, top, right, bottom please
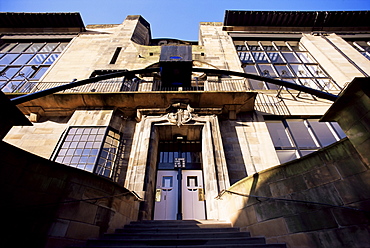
left=321, top=77, right=370, bottom=165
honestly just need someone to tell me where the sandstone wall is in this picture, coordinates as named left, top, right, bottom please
left=0, top=141, right=139, bottom=248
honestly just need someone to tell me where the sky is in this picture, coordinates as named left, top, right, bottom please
left=1, top=0, right=370, bottom=41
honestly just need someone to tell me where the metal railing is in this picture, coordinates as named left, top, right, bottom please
left=3, top=78, right=252, bottom=94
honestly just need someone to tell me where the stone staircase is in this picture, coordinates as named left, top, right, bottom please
left=78, top=220, right=286, bottom=247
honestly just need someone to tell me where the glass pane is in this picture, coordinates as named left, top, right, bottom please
left=296, top=52, right=315, bottom=63
left=282, top=52, right=300, bottom=63
left=277, top=150, right=298, bottom=164
left=0, top=43, right=17, bottom=52
left=239, top=52, right=254, bottom=63
left=1, top=67, right=21, bottom=79
left=317, top=79, right=338, bottom=90
left=30, top=67, right=49, bottom=79
left=275, top=65, right=293, bottom=78
left=43, top=54, right=59, bottom=65
left=11, top=43, right=30, bottom=53
left=0, top=54, right=18, bottom=64
left=300, top=79, right=321, bottom=89
left=309, top=120, right=337, bottom=147
left=267, top=52, right=284, bottom=63
left=290, top=64, right=311, bottom=77
left=300, top=150, right=316, bottom=156
left=331, top=122, right=346, bottom=139
left=12, top=54, right=34, bottom=64
left=13, top=66, right=34, bottom=79
left=306, top=65, right=326, bottom=77
left=244, top=65, right=258, bottom=75
left=266, top=121, right=293, bottom=147
left=258, top=64, right=277, bottom=77
left=249, top=79, right=265, bottom=90
left=40, top=43, right=58, bottom=52
left=24, top=43, right=44, bottom=53
left=236, top=45, right=247, bottom=51
left=287, top=120, right=318, bottom=148
left=28, top=54, right=48, bottom=64
left=85, top=164, right=94, bottom=172
left=249, top=45, right=262, bottom=51
left=266, top=82, right=280, bottom=90
left=252, top=52, right=269, bottom=63
left=1, top=81, right=23, bottom=92
left=54, top=42, right=68, bottom=52
left=262, top=46, right=276, bottom=51
left=162, top=176, right=173, bottom=187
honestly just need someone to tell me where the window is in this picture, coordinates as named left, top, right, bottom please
left=158, top=141, right=202, bottom=170
left=349, top=41, right=370, bottom=60
left=266, top=119, right=346, bottom=164
left=53, top=126, right=122, bottom=178
left=236, top=41, right=340, bottom=91
left=0, top=41, right=69, bottom=93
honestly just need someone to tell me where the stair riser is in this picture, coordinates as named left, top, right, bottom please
left=104, top=232, right=251, bottom=240
left=124, top=224, right=232, bottom=229
left=115, top=227, right=242, bottom=234
left=86, top=237, right=266, bottom=246
left=79, top=245, right=286, bottom=248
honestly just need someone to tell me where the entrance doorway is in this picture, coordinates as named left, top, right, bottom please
left=154, top=170, right=205, bottom=220
left=153, top=139, right=205, bottom=220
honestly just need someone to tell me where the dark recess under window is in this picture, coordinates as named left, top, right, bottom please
left=109, top=47, right=122, bottom=64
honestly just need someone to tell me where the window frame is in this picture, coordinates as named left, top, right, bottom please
left=52, top=126, right=122, bottom=179
left=265, top=118, right=346, bottom=163
left=237, top=41, right=340, bottom=91
left=0, top=41, right=69, bottom=93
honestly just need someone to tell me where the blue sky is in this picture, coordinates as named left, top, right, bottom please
left=1, top=0, right=369, bottom=41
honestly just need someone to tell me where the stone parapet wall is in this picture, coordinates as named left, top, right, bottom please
left=218, top=138, right=370, bottom=247
left=0, top=141, right=139, bottom=248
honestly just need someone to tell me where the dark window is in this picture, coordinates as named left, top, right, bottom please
left=0, top=41, right=69, bottom=93
left=266, top=119, right=346, bottom=164
left=158, top=141, right=202, bottom=170
left=236, top=41, right=340, bottom=91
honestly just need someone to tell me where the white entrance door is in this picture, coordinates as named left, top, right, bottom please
left=182, top=170, right=206, bottom=220
left=154, top=170, right=206, bottom=220
left=153, top=170, right=178, bottom=220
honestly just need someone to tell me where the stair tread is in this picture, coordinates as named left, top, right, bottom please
left=77, top=220, right=286, bottom=248
left=74, top=245, right=286, bottom=248
left=116, top=227, right=242, bottom=232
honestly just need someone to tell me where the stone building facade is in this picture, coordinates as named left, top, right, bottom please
left=0, top=11, right=369, bottom=248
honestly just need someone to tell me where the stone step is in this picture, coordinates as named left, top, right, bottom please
left=124, top=222, right=232, bottom=229
left=76, top=244, right=286, bottom=248
left=82, top=244, right=286, bottom=248
left=85, top=236, right=268, bottom=247
left=76, top=220, right=286, bottom=248
left=103, top=231, right=251, bottom=240
left=131, top=220, right=229, bottom=224
left=115, top=227, right=243, bottom=234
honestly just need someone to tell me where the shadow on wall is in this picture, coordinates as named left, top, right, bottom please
left=218, top=138, right=370, bottom=248
left=0, top=141, right=140, bottom=248
left=220, top=119, right=248, bottom=184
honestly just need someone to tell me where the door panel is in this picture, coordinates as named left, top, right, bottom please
left=153, top=170, right=178, bottom=220
left=182, top=170, right=206, bottom=220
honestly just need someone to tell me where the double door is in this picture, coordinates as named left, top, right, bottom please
left=154, top=170, right=205, bottom=220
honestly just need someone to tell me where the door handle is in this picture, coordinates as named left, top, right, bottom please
left=155, top=189, right=162, bottom=202
left=198, top=188, right=205, bottom=201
